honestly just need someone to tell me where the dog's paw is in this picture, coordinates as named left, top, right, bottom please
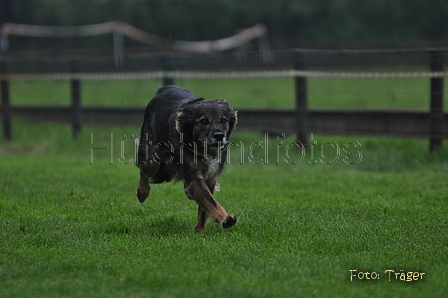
left=194, top=225, right=206, bottom=233
left=136, top=188, right=149, bottom=203
left=222, top=214, right=237, bottom=229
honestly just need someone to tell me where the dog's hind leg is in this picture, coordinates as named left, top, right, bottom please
left=195, top=206, right=209, bottom=232
left=135, top=129, right=159, bottom=203
left=137, top=171, right=150, bottom=203
left=136, top=161, right=160, bottom=203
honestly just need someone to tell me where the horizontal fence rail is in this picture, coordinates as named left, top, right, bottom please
left=5, top=106, right=447, bottom=139
left=1, top=48, right=447, bottom=152
left=2, top=70, right=448, bottom=81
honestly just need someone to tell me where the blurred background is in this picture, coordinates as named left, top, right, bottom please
left=1, top=0, right=447, bottom=150
left=3, top=0, right=448, bottom=50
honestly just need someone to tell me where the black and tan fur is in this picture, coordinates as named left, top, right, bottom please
left=136, top=85, right=238, bottom=232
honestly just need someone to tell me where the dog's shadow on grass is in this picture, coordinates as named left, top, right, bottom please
left=100, top=214, right=191, bottom=238
left=103, top=207, right=238, bottom=238
left=143, top=217, right=238, bottom=237
left=144, top=216, right=194, bottom=237
left=103, top=216, right=237, bottom=238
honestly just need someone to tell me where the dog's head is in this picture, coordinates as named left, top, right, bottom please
left=175, top=98, right=237, bottom=153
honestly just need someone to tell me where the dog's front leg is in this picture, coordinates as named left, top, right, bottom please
left=185, top=177, right=237, bottom=232
left=194, top=180, right=216, bottom=231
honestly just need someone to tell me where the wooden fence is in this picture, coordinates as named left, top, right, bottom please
left=1, top=48, right=447, bottom=152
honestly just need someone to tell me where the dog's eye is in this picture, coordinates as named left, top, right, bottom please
left=219, top=118, right=228, bottom=124
left=199, top=118, right=209, bottom=125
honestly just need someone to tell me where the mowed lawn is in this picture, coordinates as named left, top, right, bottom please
left=1, top=120, right=447, bottom=297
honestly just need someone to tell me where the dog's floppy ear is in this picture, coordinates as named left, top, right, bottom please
left=217, top=100, right=237, bottom=132
left=175, top=98, right=204, bottom=133
left=175, top=108, right=191, bottom=134
left=229, top=108, right=238, bottom=132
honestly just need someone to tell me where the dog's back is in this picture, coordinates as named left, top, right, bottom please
left=138, top=86, right=197, bottom=183
left=142, top=85, right=196, bottom=144
left=145, top=85, right=196, bottom=117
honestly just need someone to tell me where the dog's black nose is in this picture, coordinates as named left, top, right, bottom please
left=213, top=132, right=225, bottom=142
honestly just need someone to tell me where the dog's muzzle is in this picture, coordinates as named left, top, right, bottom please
left=213, top=132, right=225, bottom=142
left=207, top=132, right=227, bottom=149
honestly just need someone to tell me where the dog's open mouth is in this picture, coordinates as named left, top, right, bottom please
left=206, top=141, right=227, bottom=150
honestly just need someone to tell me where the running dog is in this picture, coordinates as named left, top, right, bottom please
left=136, top=85, right=238, bottom=232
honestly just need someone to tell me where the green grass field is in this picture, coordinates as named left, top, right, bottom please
left=1, top=120, right=447, bottom=297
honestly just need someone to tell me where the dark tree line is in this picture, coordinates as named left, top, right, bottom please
left=4, top=0, right=448, bottom=48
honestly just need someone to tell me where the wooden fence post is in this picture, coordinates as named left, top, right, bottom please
left=71, top=79, right=82, bottom=139
left=429, top=51, right=444, bottom=153
left=1, top=79, right=11, bottom=140
left=161, top=54, right=174, bottom=86
left=294, top=51, right=308, bottom=148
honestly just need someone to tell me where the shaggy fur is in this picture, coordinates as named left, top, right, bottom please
left=136, top=85, right=238, bottom=232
